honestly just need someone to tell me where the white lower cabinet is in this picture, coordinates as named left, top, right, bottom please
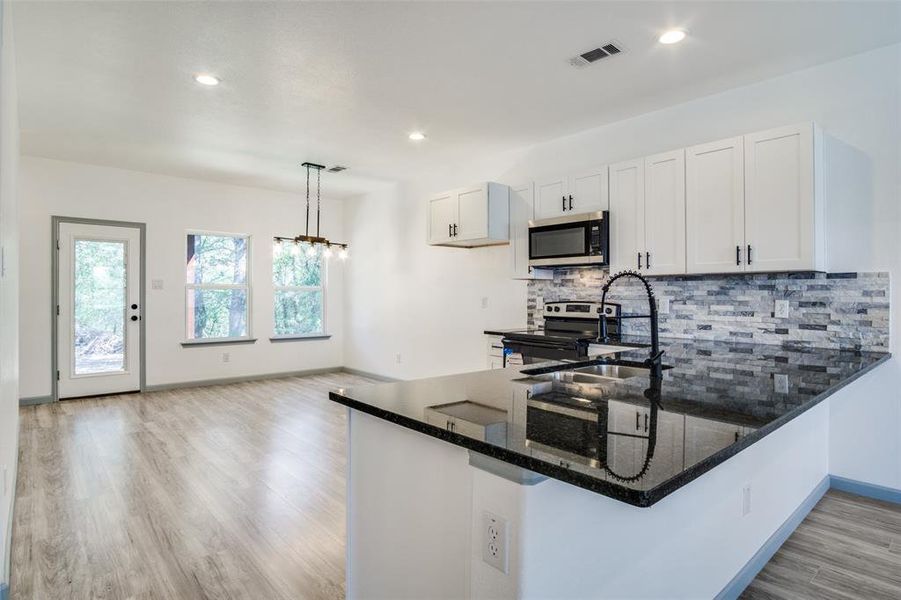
left=486, top=335, right=504, bottom=369
left=684, top=416, right=749, bottom=467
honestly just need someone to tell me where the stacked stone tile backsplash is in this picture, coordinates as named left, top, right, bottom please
left=527, top=270, right=890, bottom=352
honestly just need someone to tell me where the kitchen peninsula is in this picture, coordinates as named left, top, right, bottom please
left=329, top=340, right=889, bottom=599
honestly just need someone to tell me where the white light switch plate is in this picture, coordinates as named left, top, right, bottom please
left=151, top=279, right=164, bottom=290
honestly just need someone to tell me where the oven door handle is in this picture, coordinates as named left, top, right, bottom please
left=502, top=337, right=578, bottom=350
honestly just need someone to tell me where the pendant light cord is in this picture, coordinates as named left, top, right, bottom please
left=305, top=164, right=311, bottom=237
left=316, top=166, right=321, bottom=238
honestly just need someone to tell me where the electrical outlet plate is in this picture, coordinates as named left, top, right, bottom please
left=482, top=511, right=508, bottom=573
left=774, top=373, right=789, bottom=394
left=151, top=279, right=164, bottom=290
left=774, top=299, right=790, bottom=319
left=222, top=352, right=230, bottom=363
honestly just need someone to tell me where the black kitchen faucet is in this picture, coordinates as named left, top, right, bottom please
left=598, top=270, right=664, bottom=379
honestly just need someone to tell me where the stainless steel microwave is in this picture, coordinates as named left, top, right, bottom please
left=528, top=211, right=609, bottom=268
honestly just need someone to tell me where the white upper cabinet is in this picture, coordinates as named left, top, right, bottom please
left=533, top=166, right=608, bottom=220
left=744, top=123, right=823, bottom=272
left=609, top=159, right=644, bottom=273
left=686, top=137, right=745, bottom=274
left=457, top=185, right=489, bottom=240
left=428, top=191, right=457, bottom=245
left=569, top=166, right=609, bottom=214
left=427, top=183, right=510, bottom=248
left=609, top=152, right=685, bottom=276
left=534, top=175, right=568, bottom=220
left=643, top=149, right=686, bottom=276
left=509, top=182, right=553, bottom=280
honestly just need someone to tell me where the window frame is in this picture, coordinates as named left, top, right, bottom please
left=184, top=230, right=253, bottom=343
left=271, top=241, right=328, bottom=339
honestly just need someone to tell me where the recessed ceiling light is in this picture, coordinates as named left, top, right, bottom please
left=658, top=29, right=687, bottom=45
left=408, top=132, right=426, bottom=141
left=194, top=73, right=220, bottom=86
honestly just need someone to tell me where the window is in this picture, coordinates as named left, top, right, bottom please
left=273, top=241, right=325, bottom=337
left=186, top=233, right=251, bottom=341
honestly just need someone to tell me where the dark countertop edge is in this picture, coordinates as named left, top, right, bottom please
left=329, top=389, right=651, bottom=507
left=640, top=351, right=893, bottom=504
left=330, top=352, right=892, bottom=508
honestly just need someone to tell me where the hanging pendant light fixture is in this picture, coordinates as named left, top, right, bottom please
left=274, top=162, right=349, bottom=260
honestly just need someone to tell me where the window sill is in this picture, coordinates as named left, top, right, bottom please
left=269, top=334, right=332, bottom=342
left=181, top=338, right=258, bottom=347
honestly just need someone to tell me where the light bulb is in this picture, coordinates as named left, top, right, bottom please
left=291, top=242, right=301, bottom=256
left=322, top=246, right=333, bottom=258
left=306, top=243, right=319, bottom=257
left=339, top=247, right=349, bottom=260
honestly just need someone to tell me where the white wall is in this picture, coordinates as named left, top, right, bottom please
left=344, top=45, right=901, bottom=489
left=0, top=0, right=18, bottom=588
left=19, top=157, right=345, bottom=397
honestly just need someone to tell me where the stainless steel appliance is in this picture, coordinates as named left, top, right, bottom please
left=501, top=300, right=621, bottom=366
left=528, top=211, right=609, bottom=268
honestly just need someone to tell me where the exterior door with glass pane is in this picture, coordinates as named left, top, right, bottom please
left=57, top=222, right=142, bottom=398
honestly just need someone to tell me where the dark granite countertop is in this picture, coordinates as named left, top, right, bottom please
left=328, top=339, right=890, bottom=507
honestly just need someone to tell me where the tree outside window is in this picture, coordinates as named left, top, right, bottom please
left=273, top=242, right=325, bottom=336
left=186, top=233, right=250, bottom=340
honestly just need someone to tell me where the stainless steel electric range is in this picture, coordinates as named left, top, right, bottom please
left=501, top=300, right=621, bottom=365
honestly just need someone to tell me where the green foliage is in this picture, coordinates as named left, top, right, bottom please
left=187, top=234, right=249, bottom=339
left=273, top=242, right=324, bottom=335
left=74, top=239, right=126, bottom=372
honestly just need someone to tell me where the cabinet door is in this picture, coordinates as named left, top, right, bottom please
left=686, top=137, right=745, bottom=274
left=569, top=167, right=608, bottom=213
left=510, top=183, right=533, bottom=279
left=534, top=175, right=568, bottom=219
left=456, top=185, right=488, bottom=241
left=643, top=149, right=686, bottom=275
left=744, top=123, right=815, bottom=272
left=608, top=160, right=645, bottom=273
left=428, top=192, right=457, bottom=244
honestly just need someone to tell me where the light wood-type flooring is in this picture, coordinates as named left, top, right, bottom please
left=742, top=489, right=901, bottom=599
left=11, top=372, right=375, bottom=600
left=11, top=373, right=901, bottom=599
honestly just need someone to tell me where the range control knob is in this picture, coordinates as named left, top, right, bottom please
left=596, top=307, right=602, bottom=313
left=546, top=306, right=552, bottom=312
left=553, top=306, right=561, bottom=312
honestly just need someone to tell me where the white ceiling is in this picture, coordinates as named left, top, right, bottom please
left=13, top=1, right=901, bottom=198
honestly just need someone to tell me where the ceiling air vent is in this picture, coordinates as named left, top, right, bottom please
left=327, top=165, right=347, bottom=173
left=569, top=41, right=624, bottom=67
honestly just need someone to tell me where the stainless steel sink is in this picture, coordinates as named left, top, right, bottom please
left=571, top=364, right=650, bottom=380
left=524, top=363, right=650, bottom=384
